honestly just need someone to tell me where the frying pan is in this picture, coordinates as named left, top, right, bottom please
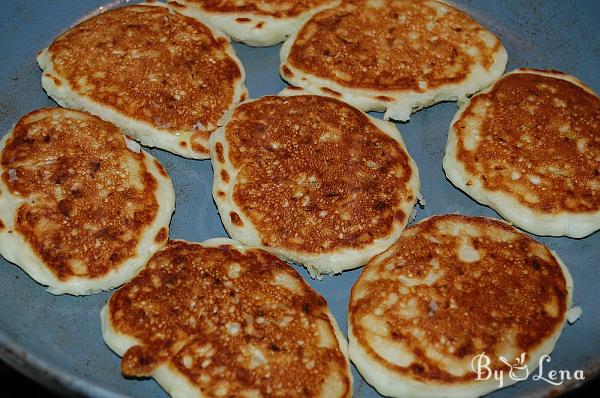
left=0, top=1, right=598, bottom=396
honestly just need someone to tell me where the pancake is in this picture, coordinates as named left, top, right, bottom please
left=37, top=2, right=247, bottom=159
left=280, top=0, right=507, bottom=121
left=348, top=214, right=573, bottom=398
left=209, top=89, right=420, bottom=276
left=0, top=108, right=175, bottom=295
left=101, top=238, right=352, bottom=398
left=169, top=0, right=340, bottom=46
left=443, top=69, right=600, bottom=238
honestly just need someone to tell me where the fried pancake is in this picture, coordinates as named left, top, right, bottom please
left=444, top=69, right=600, bottom=238
left=37, top=2, right=247, bottom=159
left=0, top=108, right=175, bottom=295
left=169, top=0, right=340, bottom=46
left=280, top=0, right=507, bottom=121
left=101, top=238, right=352, bottom=398
left=349, top=214, right=573, bottom=398
left=210, top=90, right=420, bottom=275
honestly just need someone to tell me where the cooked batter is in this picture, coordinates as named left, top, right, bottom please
left=170, top=0, right=339, bottom=46
left=210, top=91, right=420, bottom=275
left=280, top=0, right=507, bottom=121
left=349, top=214, right=573, bottom=398
left=38, top=3, right=247, bottom=158
left=0, top=108, right=175, bottom=295
left=102, top=239, right=352, bottom=398
left=444, top=69, right=600, bottom=237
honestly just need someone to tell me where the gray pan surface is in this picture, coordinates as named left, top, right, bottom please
left=0, top=0, right=599, bottom=397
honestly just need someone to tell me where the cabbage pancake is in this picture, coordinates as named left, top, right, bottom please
left=444, top=69, right=600, bottom=238
left=170, top=0, right=340, bottom=46
left=0, top=108, right=175, bottom=295
left=349, top=214, right=573, bottom=398
left=210, top=91, right=420, bottom=275
left=280, top=0, right=507, bottom=121
left=37, top=2, right=247, bottom=159
left=101, top=239, right=352, bottom=398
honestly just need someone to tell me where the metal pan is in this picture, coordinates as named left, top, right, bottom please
left=0, top=1, right=598, bottom=396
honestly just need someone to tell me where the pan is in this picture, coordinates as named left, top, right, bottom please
left=0, top=1, right=598, bottom=397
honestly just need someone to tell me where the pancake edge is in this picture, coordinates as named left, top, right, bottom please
left=0, top=110, right=176, bottom=295
left=36, top=1, right=248, bottom=160
left=209, top=89, right=420, bottom=276
left=443, top=68, right=600, bottom=238
left=278, top=1, right=508, bottom=121
left=168, top=0, right=340, bottom=47
left=100, top=237, right=352, bottom=398
left=348, top=214, right=574, bottom=398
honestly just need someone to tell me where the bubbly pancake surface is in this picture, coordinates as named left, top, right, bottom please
left=40, top=4, right=245, bottom=157
left=104, top=240, right=351, bottom=398
left=212, top=94, right=419, bottom=273
left=349, top=215, right=571, bottom=396
left=0, top=108, right=172, bottom=293
left=178, top=0, right=334, bottom=17
left=450, top=71, right=600, bottom=214
left=281, top=0, right=506, bottom=120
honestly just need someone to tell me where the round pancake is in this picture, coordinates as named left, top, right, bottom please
left=101, top=238, right=352, bottom=398
left=348, top=214, right=573, bottom=398
left=37, top=2, right=247, bottom=159
left=280, top=0, right=507, bottom=121
left=443, top=69, right=600, bottom=238
left=169, top=0, right=340, bottom=46
left=209, top=90, right=420, bottom=276
left=0, top=108, right=175, bottom=295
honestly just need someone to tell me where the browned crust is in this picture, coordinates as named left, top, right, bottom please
left=220, top=169, right=230, bottom=183
left=454, top=72, right=600, bottom=213
left=320, top=87, right=341, bottom=97
left=230, top=211, right=244, bottom=226
left=350, top=214, right=569, bottom=383
left=281, top=65, right=294, bottom=78
left=1, top=108, right=160, bottom=280
left=177, top=0, right=334, bottom=18
left=44, top=73, right=62, bottom=87
left=376, top=95, right=394, bottom=102
left=288, top=0, right=502, bottom=91
left=154, top=227, right=168, bottom=243
left=47, top=5, right=242, bottom=135
left=215, top=142, right=225, bottom=163
left=224, top=95, right=415, bottom=254
left=190, top=129, right=211, bottom=155
left=152, top=159, right=168, bottom=178
left=108, top=241, right=351, bottom=397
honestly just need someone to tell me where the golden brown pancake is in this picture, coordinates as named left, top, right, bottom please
left=210, top=91, right=420, bottom=275
left=177, top=0, right=335, bottom=17
left=444, top=69, right=600, bottom=237
left=0, top=108, right=175, bottom=295
left=349, top=214, right=573, bottom=398
left=37, top=2, right=247, bottom=159
left=170, top=0, right=339, bottom=46
left=280, top=0, right=507, bottom=121
left=101, top=239, right=352, bottom=398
